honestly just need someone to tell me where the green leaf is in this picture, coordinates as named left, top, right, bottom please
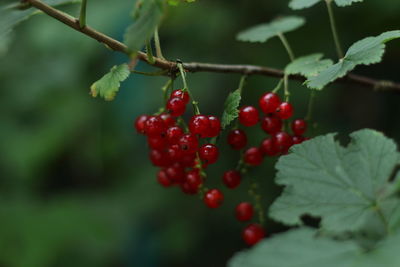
left=228, top=228, right=361, bottom=267
left=269, top=129, right=400, bottom=233
left=289, top=0, right=363, bottom=10
left=285, top=53, right=333, bottom=78
left=90, top=64, right=130, bottom=101
left=124, top=0, right=165, bottom=52
left=306, top=31, right=400, bottom=90
left=167, top=0, right=195, bottom=6
left=221, top=89, right=241, bottom=129
left=236, top=16, right=305, bottom=43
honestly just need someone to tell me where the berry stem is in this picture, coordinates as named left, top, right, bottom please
left=78, top=0, right=87, bottom=28
left=325, top=0, right=344, bottom=59
left=146, top=40, right=156, bottom=65
left=161, top=78, right=174, bottom=104
left=177, top=63, right=201, bottom=115
left=278, top=33, right=295, bottom=62
left=305, top=90, right=316, bottom=122
left=272, top=79, right=284, bottom=94
left=234, top=75, right=248, bottom=129
left=131, top=69, right=168, bottom=76
left=248, top=179, right=265, bottom=226
left=283, top=74, right=290, bottom=102
left=154, top=27, right=165, bottom=60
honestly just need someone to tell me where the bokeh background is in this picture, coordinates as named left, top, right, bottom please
left=1, top=0, right=400, bottom=266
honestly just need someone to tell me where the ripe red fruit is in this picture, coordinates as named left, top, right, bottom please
left=166, top=144, right=183, bottom=161
left=178, top=134, right=199, bottom=154
left=274, top=132, right=293, bottom=153
left=292, top=135, right=305, bottom=145
left=199, top=144, right=219, bottom=164
left=157, top=169, right=173, bottom=187
left=185, top=169, right=203, bottom=190
left=171, top=89, right=190, bottom=104
left=244, top=147, right=263, bottom=166
left=259, top=92, right=281, bottom=114
left=291, top=119, right=307, bottom=136
left=189, top=115, right=210, bottom=137
left=222, top=170, right=241, bottom=189
left=207, top=116, right=221, bottom=137
left=239, top=106, right=259, bottom=127
left=147, top=135, right=167, bottom=150
left=165, top=163, right=185, bottom=183
left=134, top=114, right=149, bottom=134
left=235, top=202, right=254, bottom=221
left=227, top=129, right=247, bottom=150
left=242, top=224, right=265, bottom=246
left=149, top=149, right=170, bottom=167
left=179, top=153, right=197, bottom=167
left=144, top=116, right=167, bottom=137
left=167, top=97, right=186, bottom=117
left=180, top=182, right=199, bottom=195
left=275, top=102, right=293, bottom=120
left=159, top=113, right=176, bottom=127
left=204, top=189, right=224, bottom=208
left=261, top=115, right=282, bottom=135
left=166, top=126, right=184, bottom=144
left=260, top=138, right=279, bottom=156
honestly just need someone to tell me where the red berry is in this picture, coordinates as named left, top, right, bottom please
left=260, top=138, right=279, bottom=156
left=292, top=135, right=305, bottom=145
left=204, top=189, right=224, bottom=208
left=165, top=163, right=185, bottom=183
left=134, top=114, right=149, bottom=134
left=159, top=113, right=176, bottom=127
left=239, top=106, right=259, bottom=127
left=275, top=102, right=293, bottom=120
left=244, top=147, right=263, bottom=166
left=179, top=153, right=197, bottom=167
left=185, top=169, right=203, bottom=190
left=147, top=135, right=167, bottom=150
left=180, top=182, right=199, bottom=195
left=157, top=169, right=173, bottom=187
left=261, top=115, right=282, bottom=135
left=178, top=134, right=199, bottom=154
left=166, top=126, right=184, bottom=144
left=167, top=97, right=186, bottom=117
left=222, top=170, right=241, bottom=189
left=259, top=92, right=281, bottom=114
left=227, top=129, right=247, bottom=150
left=144, top=116, right=167, bottom=137
left=166, top=144, right=183, bottom=161
left=242, top=224, right=265, bottom=246
left=199, top=144, right=219, bottom=164
left=171, top=89, right=190, bottom=104
left=235, top=202, right=254, bottom=221
left=291, top=119, right=307, bottom=136
left=207, top=116, right=221, bottom=137
left=274, top=132, right=293, bottom=152
left=189, top=115, right=210, bottom=137
left=149, top=149, right=170, bottom=167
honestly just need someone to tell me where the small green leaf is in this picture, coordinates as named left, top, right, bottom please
left=289, top=0, right=363, bottom=10
left=167, top=0, right=195, bottom=5
left=285, top=53, right=333, bottom=78
left=306, top=30, right=400, bottom=90
left=90, top=64, right=130, bottom=101
left=236, top=16, right=305, bottom=43
left=221, top=89, right=241, bottom=129
left=124, top=0, right=164, bottom=52
left=270, top=129, right=400, bottom=233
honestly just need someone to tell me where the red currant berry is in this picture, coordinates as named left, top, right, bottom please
left=199, top=144, right=219, bottom=164
left=157, top=169, right=173, bottom=187
left=180, top=182, right=199, bottom=195
left=222, top=170, right=241, bottom=189
left=144, top=116, right=167, bottom=137
left=244, top=147, right=263, bottom=166
left=189, top=115, right=210, bottom=137
left=292, top=135, right=305, bottom=145
left=275, top=102, right=293, bottom=120
left=204, top=189, right=224, bottom=208
left=259, top=92, right=281, bottom=114
left=179, top=153, right=197, bottom=167
left=134, top=114, right=149, bottom=134
left=147, top=135, right=167, bottom=150
left=171, top=89, right=190, bottom=104
left=207, top=116, right=221, bottom=137
left=260, top=138, right=279, bottom=157
left=178, top=134, right=199, bottom=154
left=261, top=115, right=282, bottom=135
left=149, top=149, right=170, bottom=167
left=166, top=126, right=184, bottom=144
left=227, top=129, right=247, bottom=150
left=185, top=169, right=203, bottom=190
left=291, top=119, right=307, bottom=136
left=165, top=163, right=185, bottom=183
left=274, top=131, right=293, bottom=153
left=166, top=144, right=183, bottom=161
left=235, top=202, right=254, bottom=221
left=239, top=106, right=259, bottom=127
left=242, top=224, right=265, bottom=246
left=167, top=97, right=186, bottom=117
left=159, top=113, right=176, bottom=127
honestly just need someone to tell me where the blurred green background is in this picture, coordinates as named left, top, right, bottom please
left=1, top=0, right=400, bottom=266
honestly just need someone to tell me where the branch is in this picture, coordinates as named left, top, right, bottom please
left=25, top=0, right=400, bottom=92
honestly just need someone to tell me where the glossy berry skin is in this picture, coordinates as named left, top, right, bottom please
left=147, top=135, right=167, bottom=150
left=222, top=170, right=241, bottom=189
left=274, top=132, right=293, bottom=153
left=166, top=144, right=183, bottom=161
left=207, top=116, right=221, bottom=137
left=242, top=224, right=265, bottom=246
left=239, top=106, right=259, bottom=127
left=189, top=115, right=210, bottom=137
left=292, top=135, right=305, bottom=145
left=261, top=115, right=282, bottom=135
left=204, top=189, right=224, bottom=208
left=275, top=102, right=293, bottom=120
left=134, top=114, right=149, bottom=134
left=227, top=129, right=247, bottom=150
left=144, top=116, right=166, bottom=137
left=185, top=169, right=203, bottom=190
left=165, top=163, right=185, bottom=183
left=159, top=113, right=176, bottom=127
left=166, top=126, right=184, bottom=144
left=167, top=97, right=186, bottom=117
left=235, top=202, right=254, bottom=222
left=199, top=144, right=219, bottom=164
left=178, top=134, right=199, bottom=154
left=244, top=147, right=263, bottom=166
left=260, top=138, right=279, bottom=157
left=157, top=169, right=173, bottom=187
left=171, top=89, right=190, bottom=104
left=291, top=119, right=307, bottom=136
left=259, top=92, right=281, bottom=114
left=149, top=149, right=170, bottom=167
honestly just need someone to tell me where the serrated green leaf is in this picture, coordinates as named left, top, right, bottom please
left=236, top=16, right=305, bottom=43
left=285, top=53, right=333, bottom=78
left=221, top=89, right=241, bottom=129
left=306, top=31, right=400, bottom=90
left=124, top=0, right=164, bottom=52
left=90, top=64, right=130, bottom=101
left=289, top=0, right=363, bottom=10
left=228, top=228, right=361, bottom=267
left=270, top=129, right=400, bottom=233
